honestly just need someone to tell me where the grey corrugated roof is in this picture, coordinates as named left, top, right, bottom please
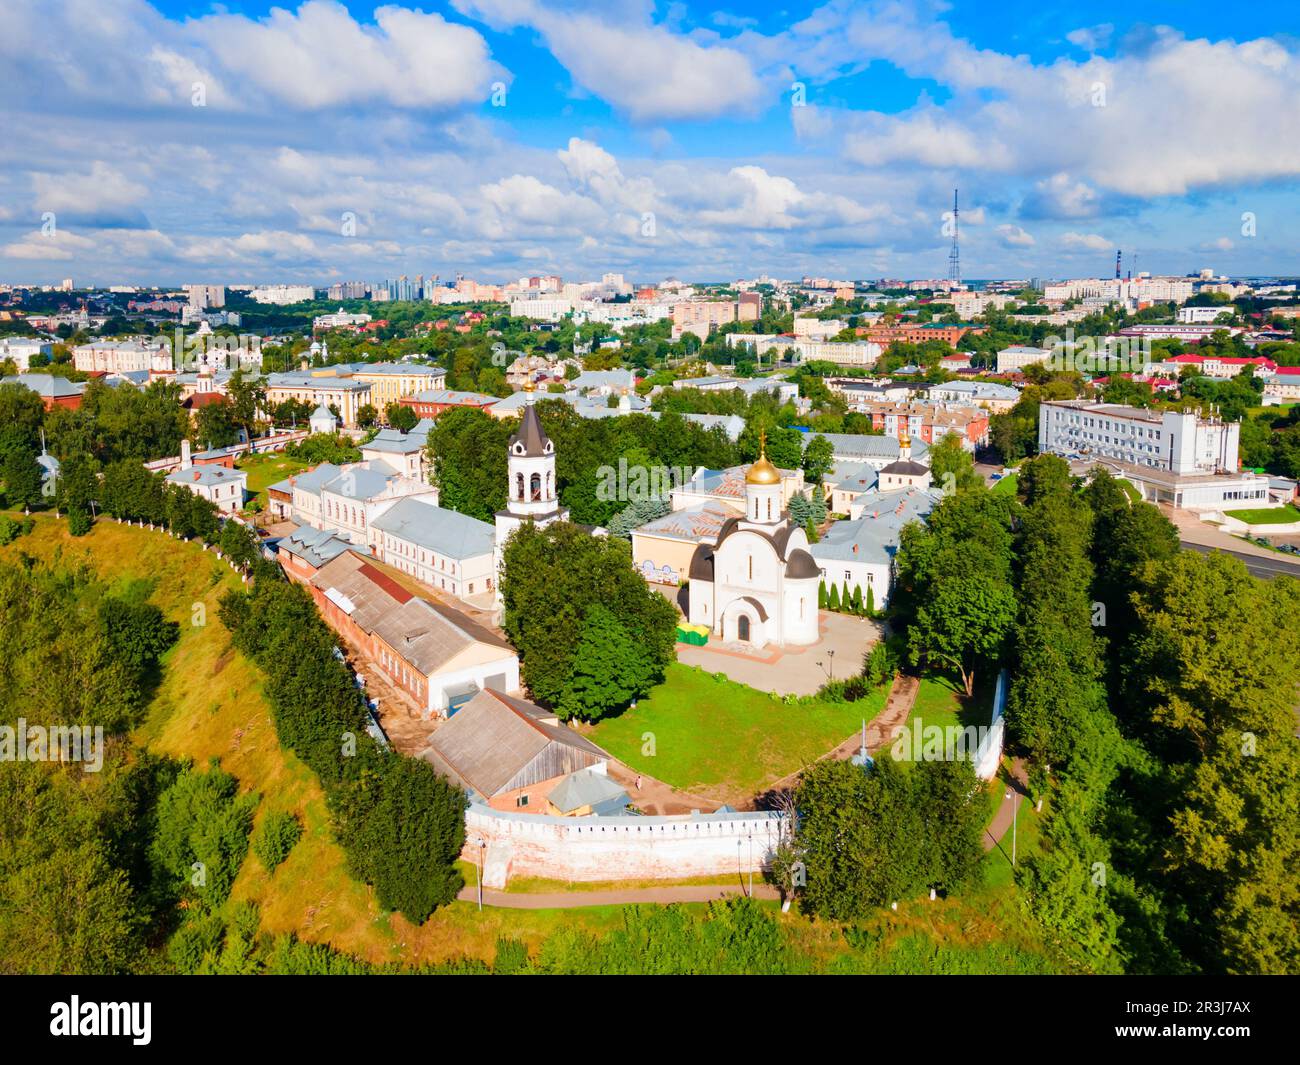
left=279, top=523, right=352, bottom=567
left=419, top=688, right=608, bottom=798
left=165, top=465, right=247, bottom=489
left=362, top=427, right=427, bottom=454
left=810, top=488, right=939, bottom=566
left=371, top=497, right=494, bottom=560
left=266, top=372, right=370, bottom=392
left=322, top=463, right=396, bottom=500
left=286, top=462, right=343, bottom=497
left=810, top=433, right=930, bottom=462
left=547, top=768, right=628, bottom=814
left=2, top=374, right=85, bottom=398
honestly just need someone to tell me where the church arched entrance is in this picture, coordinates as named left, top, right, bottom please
left=720, top=597, right=768, bottom=650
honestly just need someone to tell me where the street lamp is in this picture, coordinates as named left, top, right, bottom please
left=747, top=833, right=753, bottom=898
left=827, top=649, right=835, bottom=680
left=475, top=838, right=486, bottom=911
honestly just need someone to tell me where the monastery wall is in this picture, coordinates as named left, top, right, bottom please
left=463, top=805, right=785, bottom=887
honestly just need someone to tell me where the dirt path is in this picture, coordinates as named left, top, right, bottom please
left=604, top=759, right=730, bottom=816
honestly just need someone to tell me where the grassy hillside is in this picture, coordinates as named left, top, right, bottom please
left=0, top=515, right=626, bottom=965
left=1, top=514, right=1062, bottom=974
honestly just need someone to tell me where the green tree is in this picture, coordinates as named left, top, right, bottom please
left=802, top=434, right=835, bottom=485
left=557, top=604, right=655, bottom=721
left=2, top=447, right=45, bottom=511
left=500, top=522, right=677, bottom=709
left=386, top=402, right=418, bottom=431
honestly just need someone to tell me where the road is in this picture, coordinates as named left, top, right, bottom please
left=1181, top=539, right=1300, bottom=580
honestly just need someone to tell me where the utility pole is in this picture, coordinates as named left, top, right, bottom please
left=1012, top=791, right=1019, bottom=866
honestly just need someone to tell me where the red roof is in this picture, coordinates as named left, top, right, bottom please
left=357, top=561, right=413, bottom=604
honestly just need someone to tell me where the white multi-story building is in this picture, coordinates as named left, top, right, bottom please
left=1177, top=305, right=1234, bottom=324
left=951, top=292, right=1018, bottom=318
left=371, top=495, right=498, bottom=601
left=1039, top=401, right=1239, bottom=475
left=995, top=346, right=1053, bottom=374
left=1038, top=400, right=1269, bottom=511
left=250, top=285, right=315, bottom=305
left=73, top=337, right=174, bottom=374
left=314, top=308, right=372, bottom=330
left=1043, top=277, right=1194, bottom=305
left=0, top=337, right=53, bottom=371
left=727, top=333, right=881, bottom=368
left=509, top=297, right=572, bottom=322
left=185, top=284, right=225, bottom=310
left=792, top=316, right=846, bottom=339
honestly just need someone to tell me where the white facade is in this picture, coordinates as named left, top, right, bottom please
left=1177, top=305, right=1234, bottom=324
left=685, top=455, right=820, bottom=649
left=995, top=346, right=1052, bottom=374
left=166, top=465, right=247, bottom=514
left=1038, top=401, right=1239, bottom=475
left=0, top=337, right=52, bottom=371
left=509, top=298, right=572, bottom=322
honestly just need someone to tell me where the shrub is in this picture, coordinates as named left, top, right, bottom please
left=253, top=810, right=303, bottom=872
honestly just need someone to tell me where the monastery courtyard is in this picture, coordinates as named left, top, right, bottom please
left=658, top=586, right=883, bottom=695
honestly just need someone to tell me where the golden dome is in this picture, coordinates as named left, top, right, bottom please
left=746, top=431, right=780, bottom=484
left=522, top=378, right=537, bottom=392
left=747, top=455, right=780, bottom=485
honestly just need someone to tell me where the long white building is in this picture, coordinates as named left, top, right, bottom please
left=1038, top=400, right=1270, bottom=511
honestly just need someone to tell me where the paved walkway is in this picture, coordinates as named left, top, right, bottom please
left=983, top=757, right=1031, bottom=855
left=764, top=674, right=920, bottom=796
left=455, top=882, right=781, bottom=909
left=673, top=611, right=883, bottom=696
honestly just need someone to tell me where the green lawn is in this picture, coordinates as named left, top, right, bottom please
left=991, top=472, right=1018, bottom=495
left=585, top=662, right=890, bottom=804
left=237, top=453, right=310, bottom=509
left=1224, top=504, right=1300, bottom=524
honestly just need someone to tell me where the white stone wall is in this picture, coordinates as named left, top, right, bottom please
left=464, top=806, right=785, bottom=887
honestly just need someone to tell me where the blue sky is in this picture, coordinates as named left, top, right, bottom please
left=1, top=0, right=1297, bottom=285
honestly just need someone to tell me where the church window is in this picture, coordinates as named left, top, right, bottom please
left=515, top=472, right=524, bottom=500
left=530, top=472, right=541, bottom=500
left=748, top=555, right=753, bottom=580
left=766, top=497, right=772, bottom=520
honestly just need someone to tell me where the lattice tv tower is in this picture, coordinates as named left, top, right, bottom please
left=947, top=189, right=961, bottom=286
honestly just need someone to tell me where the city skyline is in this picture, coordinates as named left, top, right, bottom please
left=2, top=0, right=1298, bottom=285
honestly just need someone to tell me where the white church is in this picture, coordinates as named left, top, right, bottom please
left=685, top=437, right=822, bottom=649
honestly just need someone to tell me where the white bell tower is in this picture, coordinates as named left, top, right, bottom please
left=494, top=382, right=568, bottom=603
